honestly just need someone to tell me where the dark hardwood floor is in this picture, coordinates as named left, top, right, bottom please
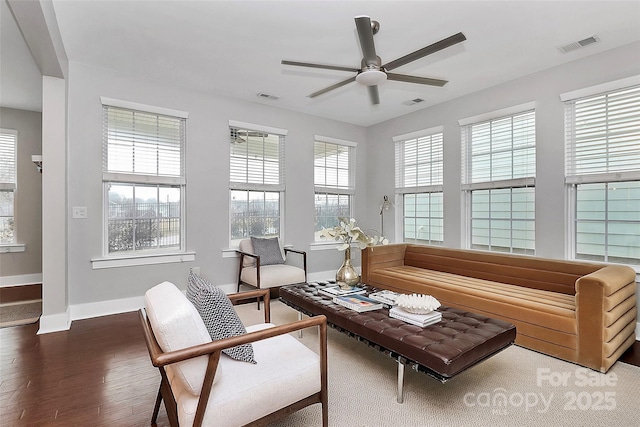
left=0, top=312, right=169, bottom=426
left=1, top=311, right=638, bottom=426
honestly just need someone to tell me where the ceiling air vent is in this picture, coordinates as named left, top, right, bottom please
left=257, top=92, right=279, bottom=101
left=403, top=98, right=425, bottom=106
left=558, top=35, right=600, bottom=54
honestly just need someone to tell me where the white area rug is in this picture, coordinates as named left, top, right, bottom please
left=235, top=300, right=639, bottom=427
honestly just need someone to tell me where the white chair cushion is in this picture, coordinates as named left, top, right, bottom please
left=171, top=323, right=321, bottom=427
left=240, top=264, right=306, bottom=288
left=144, top=281, right=217, bottom=396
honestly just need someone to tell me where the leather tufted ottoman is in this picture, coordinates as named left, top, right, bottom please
left=280, top=283, right=516, bottom=402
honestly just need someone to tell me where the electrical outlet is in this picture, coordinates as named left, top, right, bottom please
left=72, top=206, right=87, bottom=219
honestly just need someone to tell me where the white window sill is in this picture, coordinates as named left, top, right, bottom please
left=310, top=242, right=342, bottom=251
left=0, top=243, right=26, bottom=253
left=91, top=251, right=195, bottom=269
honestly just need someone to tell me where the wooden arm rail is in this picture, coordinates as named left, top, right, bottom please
left=139, top=288, right=328, bottom=427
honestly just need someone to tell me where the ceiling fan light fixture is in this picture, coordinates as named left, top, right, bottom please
left=356, top=69, right=387, bottom=86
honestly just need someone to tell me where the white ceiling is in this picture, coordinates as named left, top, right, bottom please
left=4, top=1, right=640, bottom=126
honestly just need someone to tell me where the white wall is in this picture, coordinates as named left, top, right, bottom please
left=62, top=41, right=639, bottom=329
left=364, top=41, right=640, bottom=324
left=65, top=62, right=367, bottom=308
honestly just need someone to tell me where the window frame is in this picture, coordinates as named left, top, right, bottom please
left=460, top=103, right=536, bottom=254
left=0, top=129, right=17, bottom=247
left=562, top=77, right=640, bottom=267
left=98, top=98, right=188, bottom=261
left=313, top=135, right=356, bottom=243
left=228, top=120, right=287, bottom=248
left=393, top=126, right=444, bottom=245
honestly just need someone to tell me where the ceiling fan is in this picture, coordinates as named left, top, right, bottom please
left=282, top=15, right=466, bottom=105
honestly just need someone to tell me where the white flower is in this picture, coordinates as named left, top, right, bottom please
left=319, top=217, right=388, bottom=251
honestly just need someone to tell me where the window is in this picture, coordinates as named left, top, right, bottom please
left=0, top=129, right=17, bottom=244
left=564, top=82, right=640, bottom=265
left=314, top=136, right=356, bottom=240
left=461, top=106, right=536, bottom=254
left=102, top=100, right=187, bottom=255
left=229, top=121, right=286, bottom=246
left=394, top=128, right=443, bottom=244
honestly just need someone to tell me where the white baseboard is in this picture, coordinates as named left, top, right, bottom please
left=38, top=308, right=71, bottom=334
left=70, top=295, right=146, bottom=322
left=0, top=273, right=43, bottom=287
left=34, top=270, right=348, bottom=334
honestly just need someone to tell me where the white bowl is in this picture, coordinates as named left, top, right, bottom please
left=396, top=294, right=441, bottom=314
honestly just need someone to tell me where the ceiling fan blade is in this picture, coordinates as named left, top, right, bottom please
left=386, top=73, right=448, bottom=87
left=382, top=32, right=466, bottom=71
left=309, top=76, right=357, bottom=98
left=282, top=60, right=359, bottom=73
left=367, top=85, right=380, bottom=105
left=354, top=15, right=378, bottom=66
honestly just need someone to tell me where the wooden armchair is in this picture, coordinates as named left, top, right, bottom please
left=140, top=282, right=328, bottom=427
left=236, top=237, right=307, bottom=308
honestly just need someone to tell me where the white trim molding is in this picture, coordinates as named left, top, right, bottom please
left=228, top=119, right=288, bottom=136
left=314, top=135, right=358, bottom=147
left=560, top=75, right=640, bottom=102
left=0, top=273, right=42, bottom=287
left=392, top=125, right=444, bottom=143
left=38, top=308, right=71, bottom=334
left=100, top=96, right=189, bottom=118
left=91, top=251, right=195, bottom=269
left=458, top=101, right=536, bottom=126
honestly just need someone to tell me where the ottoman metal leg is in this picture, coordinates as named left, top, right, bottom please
left=397, top=361, right=405, bottom=403
left=298, top=311, right=303, bottom=338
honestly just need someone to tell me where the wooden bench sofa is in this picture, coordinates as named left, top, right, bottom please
left=361, top=244, right=637, bottom=373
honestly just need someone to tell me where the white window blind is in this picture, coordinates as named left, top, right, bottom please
left=462, top=110, right=536, bottom=189
left=0, top=130, right=17, bottom=244
left=314, top=137, right=355, bottom=240
left=461, top=109, right=536, bottom=254
left=229, top=124, right=286, bottom=245
left=230, top=127, right=285, bottom=191
left=565, top=85, right=640, bottom=184
left=102, top=104, right=186, bottom=255
left=564, top=83, right=640, bottom=266
left=314, top=139, right=355, bottom=194
left=395, top=131, right=443, bottom=193
left=103, top=106, right=185, bottom=184
left=0, top=130, right=16, bottom=190
left=394, top=129, right=444, bottom=244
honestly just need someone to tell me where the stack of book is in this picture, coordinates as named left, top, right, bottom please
left=332, top=294, right=384, bottom=312
left=368, top=290, right=400, bottom=306
left=318, top=285, right=366, bottom=298
left=389, top=306, right=442, bottom=327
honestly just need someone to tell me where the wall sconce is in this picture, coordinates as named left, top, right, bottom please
left=32, top=155, right=42, bottom=173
